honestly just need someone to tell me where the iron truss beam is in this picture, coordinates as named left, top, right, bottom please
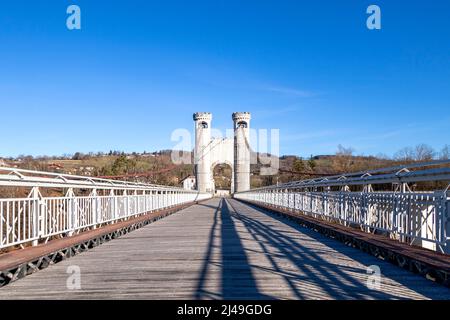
left=246, top=160, right=450, bottom=191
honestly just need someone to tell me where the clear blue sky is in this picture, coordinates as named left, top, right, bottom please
left=0, top=0, right=449, bottom=158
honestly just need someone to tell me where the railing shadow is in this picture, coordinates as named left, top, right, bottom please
left=220, top=199, right=272, bottom=299
left=228, top=200, right=446, bottom=300
left=195, top=198, right=272, bottom=300
left=194, top=200, right=220, bottom=299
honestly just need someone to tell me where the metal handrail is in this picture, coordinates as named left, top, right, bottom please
left=244, top=160, right=450, bottom=192
left=0, top=166, right=194, bottom=191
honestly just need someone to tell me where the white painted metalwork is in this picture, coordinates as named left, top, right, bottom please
left=234, top=161, right=450, bottom=254
left=0, top=167, right=211, bottom=250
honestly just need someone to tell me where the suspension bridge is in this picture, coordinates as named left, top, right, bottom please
left=0, top=159, right=449, bottom=300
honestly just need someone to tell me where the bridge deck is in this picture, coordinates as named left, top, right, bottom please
left=0, top=198, right=448, bottom=300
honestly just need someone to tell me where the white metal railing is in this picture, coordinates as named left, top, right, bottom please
left=235, top=161, right=450, bottom=254
left=234, top=190, right=450, bottom=253
left=0, top=167, right=211, bottom=250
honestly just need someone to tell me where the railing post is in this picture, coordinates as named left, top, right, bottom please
left=362, top=185, right=368, bottom=232
left=167, top=191, right=170, bottom=208
left=149, top=190, right=153, bottom=211
left=165, top=191, right=169, bottom=208
left=290, top=190, right=294, bottom=211
left=151, top=190, right=154, bottom=211
left=166, top=191, right=169, bottom=208
left=285, top=189, right=288, bottom=208
left=158, top=190, right=160, bottom=210
left=111, top=190, right=117, bottom=222
left=342, top=185, right=349, bottom=227
left=30, top=187, right=41, bottom=246
left=277, top=189, right=281, bottom=208
left=156, top=191, right=159, bottom=210
left=144, top=190, right=149, bottom=212
left=300, top=189, right=303, bottom=211
left=274, top=190, right=277, bottom=207
left=322, top=190, right=326, bottom=217
left=133, top=190, right=138, bottom=215
left=66, top=188, right=76, bottom=236
left=392, top=189, right=399, bottom=241
left=91, top=189, right=98, bottom=229
left=152, top=190, right=155, bottom=211
left=123, top=190, right=129, bottom=218
left=293, top=191, right=297, bottom=211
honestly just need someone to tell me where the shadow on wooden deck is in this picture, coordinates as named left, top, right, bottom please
left=195, top=199, right=272, bottom=299
left=195, top=198, right=449, bottom=300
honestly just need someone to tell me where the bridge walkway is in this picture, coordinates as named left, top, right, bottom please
left=0, top=198, right=448, bottom=299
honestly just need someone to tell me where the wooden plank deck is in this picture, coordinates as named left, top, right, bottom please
left=0, top=198, right=449, bottom=300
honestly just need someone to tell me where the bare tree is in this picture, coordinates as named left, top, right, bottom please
left=375, top=153, right=390, bottom=160
left=439, top=145, right=450, bottom=160
left=414, top=144, right=435, bottom=161
left=394, top=144, right=436, bottom=162
left=333, top=145, right=355, bottom=173
left=336, top=144, right=354, bottom=156
left=394, top=147, right=415, bottom=161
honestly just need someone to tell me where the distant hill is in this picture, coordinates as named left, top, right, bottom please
left=0, top=151, right=394, bottom=189
left=1, top=143, right=447, bottom=189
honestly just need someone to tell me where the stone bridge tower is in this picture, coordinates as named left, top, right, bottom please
left=193, top=112, right=251, bottom=194
left=193, top=112, right=213, bottom=193
left=232, top=112, right=251, bottom=193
